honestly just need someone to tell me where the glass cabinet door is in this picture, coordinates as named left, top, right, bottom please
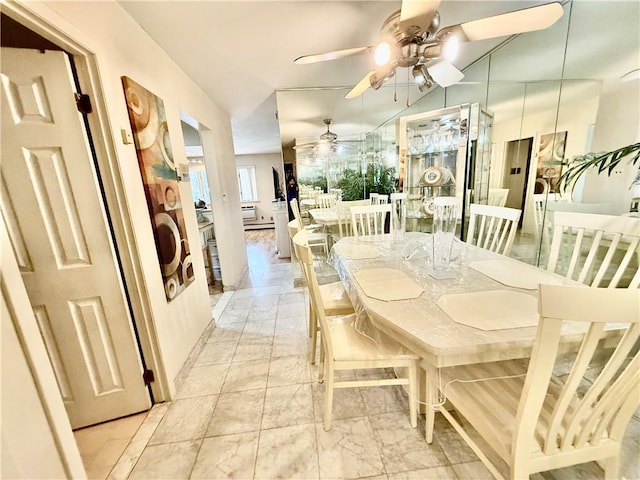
left=398, top=103, right=493, bottom=239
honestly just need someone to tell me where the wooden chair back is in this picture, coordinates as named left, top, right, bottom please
left=317, top=193, right=336, bottom=209
left=350, top=204, right=392, bottom=237
left=440, top=285, right=640, bottom=479
left=466, top=203, right=521, bottom=256
left=488, top=188, right=509, bottom=207
left=547, top=211, right=640, bottom=288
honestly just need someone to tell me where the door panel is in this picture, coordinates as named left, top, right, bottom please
left=0, top=47, right=151, bottom=428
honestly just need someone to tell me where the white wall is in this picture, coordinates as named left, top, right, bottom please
left=582, top=78, right=640, bottom=213
left=6, top=0, right=247, bottom=434
left=236, top=153, right=284, bottom=225
left=490, top=93, right=600, bottom=234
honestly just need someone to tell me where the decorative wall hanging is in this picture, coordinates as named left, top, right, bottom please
left=122, top=76, right=194, bottom=300
left=536, top=131, right=567, bottom=193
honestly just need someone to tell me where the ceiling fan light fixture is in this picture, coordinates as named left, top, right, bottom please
left=370, top=69, right=395, bottom=90
left=442, top=35, right=459, bottom=62
left=412, top=64, right=433, bottom=91
left=374, top=42, right=392, bottom=66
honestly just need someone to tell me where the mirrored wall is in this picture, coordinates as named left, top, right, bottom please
left=276, top=0, right=639, bottom=266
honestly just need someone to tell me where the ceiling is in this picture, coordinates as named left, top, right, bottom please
left=119, top=1, right=639, bottom=157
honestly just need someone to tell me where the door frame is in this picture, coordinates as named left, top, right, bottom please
left=1, top=1, right=169, bottom=405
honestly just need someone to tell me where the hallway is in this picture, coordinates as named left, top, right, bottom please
left=79, top=229, right=638, bottom=479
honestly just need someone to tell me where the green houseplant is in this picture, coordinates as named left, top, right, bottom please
left=558, top=142, right=640, bottom=192
left=337, top=164, right=397, bottom=201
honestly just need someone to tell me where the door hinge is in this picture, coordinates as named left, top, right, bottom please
left=75, top=93, right=93, bottom=114
left=142, top=369, right=155, bottom=385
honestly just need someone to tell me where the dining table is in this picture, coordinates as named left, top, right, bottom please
left=329, top=232, right=587, bottom=443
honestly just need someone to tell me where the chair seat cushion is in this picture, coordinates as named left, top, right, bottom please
left=329, top=315, right=418, bottom=362
left=319, top=281, right=354, bottom=316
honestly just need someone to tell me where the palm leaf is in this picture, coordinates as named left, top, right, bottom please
left=559, top=142, right=640, bottom=192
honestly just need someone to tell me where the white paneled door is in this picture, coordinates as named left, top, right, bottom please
left=0, top=47, right=151, bottom=428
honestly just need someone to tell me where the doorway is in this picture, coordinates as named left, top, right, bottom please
left=1, top=15, right=151, bottom=429
left=502, top=137, right=534, bottom=228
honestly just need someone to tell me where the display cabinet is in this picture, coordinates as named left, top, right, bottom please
left=398, top=103, right=493, bottom=239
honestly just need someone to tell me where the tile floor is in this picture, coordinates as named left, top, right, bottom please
left=77, top=229, right=638, bottom=479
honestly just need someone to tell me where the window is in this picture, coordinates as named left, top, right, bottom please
left=189, top=168, right=211, bottom=205
left=237, top=166, right=258, bottom=202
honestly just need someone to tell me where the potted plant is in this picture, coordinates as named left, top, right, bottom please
left=337, top=164, right=397, bottom=201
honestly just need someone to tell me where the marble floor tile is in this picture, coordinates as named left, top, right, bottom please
left=241, top=319, right=276, bottom=339
left=388, top=465, right=459, bottom=479
left=232, top=337, right=273, bottom=362
left=206, top=388, right=265, bottom=437
left=450, top=461, right=494, bottom=479
left=262, top=383, right=314, bottom=430
left=251, top=293, right=280, bottom=306
left=194, top=340, right=237, bottom=366
left=369, top=411, right=449, bottom=474
left=215, top=308, right=250, bottom=325
left=275, top=315, right=309, bottom=335
left=254, top=423, right=319, bottom=480
left=108, top=404, right=168, bottom=480
left=206, top=324, right=243, bottom=345
left=128, top=440, right=200, bottom=480
left=148, top=396, right=217, bottom=445
left=226, top=296, right=255, bottom=310
left=190, top=432, right=259, bottom=479
left=276, top=302, right=307, bottom=320
left=221, top=358, right=270, bottom=393
left=311, top=381, right=366, bottom=423
left=316, top=416, right=385, bottom=479
left=174, top=363, right=229, bottom=399
left=432, top=413, right=480, bottom=465
left=272, top=333, right=310, bottom=358
left=247, top=307, right=278, bottom=324
left=268, top=354, right=312, bottom=387
left=279, top=291, right=306, bottom=304
left=360, top=384, right=410, bottom=417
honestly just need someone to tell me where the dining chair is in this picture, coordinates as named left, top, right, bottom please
left=466, top=203, right=521, bottom=256
left=437, top=285, right=640, bottom=480
left=287, top=223, right=354, bottom=364
left=488, top=188, right=509, bottom=207
left=293, top=229, right=419, bottom=431
left=350, top=204, right=392, bottom=238
left=289, top=198, right=329, bottom=255
left=317, top=193, right=337, bottom=209
left=546, top=211, right=640, bottom=288
left=370, top=193, right=389, bottom=205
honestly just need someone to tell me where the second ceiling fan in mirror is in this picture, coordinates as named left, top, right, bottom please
left=294, top=0, right=563, bottom=98
left=293, top=119, right=362, bottom=154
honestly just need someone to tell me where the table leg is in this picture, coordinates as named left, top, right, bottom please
left=424, top=365, right=438, bottom=444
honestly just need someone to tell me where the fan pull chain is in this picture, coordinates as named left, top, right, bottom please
left=393, top=74, right=397, bottom=102
left=406, top=69, right=411, bottom=108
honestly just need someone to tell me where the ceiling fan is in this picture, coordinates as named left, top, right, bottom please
left=294, top=1, right=563, bottom=98
left=293, top=119, right=361, bottom=153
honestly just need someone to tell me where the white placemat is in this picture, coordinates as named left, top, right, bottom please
left=338, top=244, right=381, bottom=260
left=469, top=259, right=565, bottom=290
left=436, top=290, right=539, bottom=330
left=354, top=268, right=423, bottom=301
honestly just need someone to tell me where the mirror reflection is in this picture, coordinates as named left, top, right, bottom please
left=277, top=0, right=639, bottom=276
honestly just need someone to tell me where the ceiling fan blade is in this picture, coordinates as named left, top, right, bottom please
left=345, top=71, right=375, bottom=99
left=292, top=142, right=317, bottom=150
left=426, top=59, right=464, bottom=87
left=294, top=46, right=371, bottom=65
left=400, top=0, right=441, bottom=34
left=438, top=2, right=563, bottom=42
